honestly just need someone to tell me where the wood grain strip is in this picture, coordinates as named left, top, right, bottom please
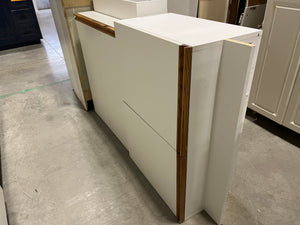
left=176, top=46, right=192, bottom=223
left=74, top=13, right=115, bottom=37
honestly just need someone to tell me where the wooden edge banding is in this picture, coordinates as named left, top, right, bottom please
left=176, top=46, right=193, bottom=223
left=74, top=13, right=115, bottom=38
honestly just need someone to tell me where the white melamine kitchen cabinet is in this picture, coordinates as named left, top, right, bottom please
left=248, top=0, right=300, bottom=133
left=75, top=11, right=261, bottom=224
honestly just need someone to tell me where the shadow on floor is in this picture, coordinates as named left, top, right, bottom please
left=246, top=109, right=300, bottom=148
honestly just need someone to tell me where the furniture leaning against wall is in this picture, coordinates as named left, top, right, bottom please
left=75, top=1, right=262, bottom=223
left=248, top=0, right=300, bottom=134
left=227, top=0, right=267, bottom=27
left=0, top=0, right=42, bottom=51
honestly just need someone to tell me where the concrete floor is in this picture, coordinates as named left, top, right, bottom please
left=0, top=9, right=299, bottom=225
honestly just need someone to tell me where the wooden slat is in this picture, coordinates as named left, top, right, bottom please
left=62, top=0, right=92, bottom=8
left=176, top=46, right=192, bottom=223
left=74, top=13, right=115, bottom=37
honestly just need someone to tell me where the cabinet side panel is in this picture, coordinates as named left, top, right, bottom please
left=204, top=40, right=255, bottom=224
left=76, top=21, right=128, bottom=146
left=185, top=42, right=223, bottom=219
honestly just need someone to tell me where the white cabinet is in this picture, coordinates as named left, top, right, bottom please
left=249, top=0, right=300, bottom=133
left=76, top=11, right=261, bottom=224
left=93, top=0, right=167, bottom=19
left=283, top=68, right=300, bottom=133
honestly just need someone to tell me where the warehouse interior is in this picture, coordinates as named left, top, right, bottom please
left=0, top=0, right=299, bottom=225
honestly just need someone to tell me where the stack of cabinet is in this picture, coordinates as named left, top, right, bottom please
left=75, top=10, right=261, bottom=224
left=0, top=0, right=42, bottom=50
left=249, top=0, right=300, bottom=133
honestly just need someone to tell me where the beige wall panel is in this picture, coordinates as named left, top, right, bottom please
left=198, top=0, right=229, bottom=22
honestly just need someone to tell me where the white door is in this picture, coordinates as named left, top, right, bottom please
left=249, top=4, right=300, bottom=123
left=283, top=67, right=300, bottom=133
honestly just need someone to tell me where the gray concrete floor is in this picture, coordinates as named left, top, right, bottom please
left=0, top=9, right=299, bottom=225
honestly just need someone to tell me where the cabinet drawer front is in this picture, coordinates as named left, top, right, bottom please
left=123, top=101, right=177, bottom=214
left=115, top=22, right=180, bottom=150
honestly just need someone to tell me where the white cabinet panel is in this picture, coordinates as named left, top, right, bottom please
left=93, top=0, right=167, bottom=19
left=185, top=42, right=223, bottom=219
left=123, top=102, right=177, bottom=214
left=283, top=69, right=300, bottom=133
left=115, top=22, right=180, bottom=150
left=205, top=40, right=255, bottom=224
left=76, top=21, right=129, bottom=147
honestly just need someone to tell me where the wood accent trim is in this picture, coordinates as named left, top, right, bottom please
left=62, top=0, right=93, bottom=8
left=74, top=13, right=115, bottom=37
left=176, top=46, right=192, bottom=223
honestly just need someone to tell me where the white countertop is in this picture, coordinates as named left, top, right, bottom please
left=119, top=13, right=261, bottom=46
left=79, top=11, right=261, bottom=46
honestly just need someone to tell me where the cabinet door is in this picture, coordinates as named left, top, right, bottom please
left=283, top=68, right=300, bottom=133
left=249, top=5, right=300, bottom=123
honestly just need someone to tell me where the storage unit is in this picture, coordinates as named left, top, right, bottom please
left=75, top=11, right=261, bottom=224
left=248, top=0, right=300, bottom=133
left=0, top=0, right=42, bottom=50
